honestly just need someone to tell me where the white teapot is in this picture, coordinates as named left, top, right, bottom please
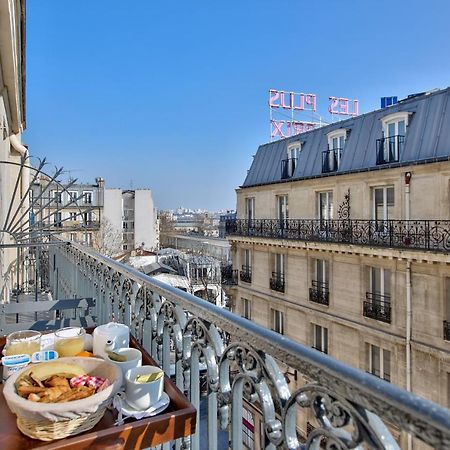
left=93, top=322, right=129, bottom=359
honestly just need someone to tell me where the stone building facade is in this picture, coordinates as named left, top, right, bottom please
left=226, top=87, right=450, bottom=447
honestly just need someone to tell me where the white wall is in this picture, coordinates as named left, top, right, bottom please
left=103, top=189, right=123, bottom=239
left=134, top=190, right=157, bottom=251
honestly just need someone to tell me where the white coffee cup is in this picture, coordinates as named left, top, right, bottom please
left=106, top=348, right=142, bottom=386
left=125, top=366, right=164, bottom=411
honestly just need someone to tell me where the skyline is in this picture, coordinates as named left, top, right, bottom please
left=24, top=0, right=450, bottom=210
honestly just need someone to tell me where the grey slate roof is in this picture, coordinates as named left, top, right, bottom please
left=242, top=87, right=450, bottom=188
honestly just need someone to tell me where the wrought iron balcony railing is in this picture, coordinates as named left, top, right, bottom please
left=444, top=320, right=450, bottom=341
left=281, top=157, right=297, bottom=179
left=309, top=280, right=329, bottom=305
left=376, top=134, right=405, bottom=164
left=270, top=271, right=285, bottom=293
left=225, top=218, right=450, bottom=252
left=364, top=292, right=392, bottom=323
left=322, top=148, right=342, bottom=173
left=240, top=265, right=252, bottom=283
left=45, top=241, right=450, bottom=449
left=221, top=266, right=238, bottom=285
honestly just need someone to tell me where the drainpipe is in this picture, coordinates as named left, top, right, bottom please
left=404, top=171, right=412, bottom=450
left=406, top=259, right=412, bottom=450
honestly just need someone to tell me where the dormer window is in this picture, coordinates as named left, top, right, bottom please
left=377, top=112, right=409, bottom=165
left=323, top=130, right=346, bottom=173
left=281, top=142, right=301, bottom=179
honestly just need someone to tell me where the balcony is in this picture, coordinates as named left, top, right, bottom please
left=376, top=134, right=405, bottom=164
left=309, top=280, right=329, bottom=306
left=444, top=320, right=450, bottom=341
left=364, top=292, right=391, bottom=323
left=270, top=271, right=285, bottom=293
left=240, top=265, right=252, bottom=283
left=2, top=240, right=450, bottom=449
left=221, top=265, right=238, bottom=285
left=225, top=218, right=450, bottom=252
left=281, top=157, right=297, bottom=179
left=322, top=148, right=342, bottom=173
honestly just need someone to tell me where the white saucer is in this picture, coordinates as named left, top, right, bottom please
left=116, top=392, right=170, bottom=420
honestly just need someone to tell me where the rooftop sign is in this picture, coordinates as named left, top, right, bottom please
left=269, top=89, right=359, bottom=140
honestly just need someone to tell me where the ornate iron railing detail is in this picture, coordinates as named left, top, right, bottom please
left=221, top=265, right=238, bottom=285
left=364, top=292, right=391, bottom=324
left=225, top=218, right=450, bottom=252
left=281, top=157, right=297, bottom=179
left=444, top=320, right=450, bottom=341
left=240, top=265, right=252, bottom=283
left=376, top=134, right=405, bottom=164
left=309, top=280, right=329, bottom=306
left=322, top=148, right=342, bottom=173
left=47, top=241, right=450, bottom=450
left=270, top=272, right=285, bottom=293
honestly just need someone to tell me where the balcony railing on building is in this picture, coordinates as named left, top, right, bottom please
left=281, top=157, right=297, bottom=179
left=225, top=218, right=450, bottom=252
left=376, top=134, right=405, bottom=164
left=4, top=238, right=450, bottom=450
left=270, top=271, right=285, bottom=293
left=240, top=265, right=252, bottom=283
left=309, top=280, right=329, bottom=306
left=363, top=292, right=391, bottom=323
left=444, top=320, right=450, bottom=341
left=322, top=148, right=342, bottom=173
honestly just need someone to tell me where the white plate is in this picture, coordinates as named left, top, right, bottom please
left=116, top=391, right=170, bottom=420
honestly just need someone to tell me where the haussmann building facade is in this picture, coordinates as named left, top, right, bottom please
left=226, top=87, right=450, bottom=448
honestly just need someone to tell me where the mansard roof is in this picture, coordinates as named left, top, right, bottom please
left=242, top=87, right=450, bottom=188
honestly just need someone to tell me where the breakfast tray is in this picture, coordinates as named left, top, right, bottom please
left=0, top=332, right=196, bottom=450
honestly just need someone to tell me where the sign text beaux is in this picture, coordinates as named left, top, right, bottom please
left=269, top=89, right=359, bottom=139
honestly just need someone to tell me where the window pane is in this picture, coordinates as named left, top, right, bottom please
left=371, top=268, right=381, bottom=293
left=398, top=120, right=406, bottom=136
left=383, top=349, right=391, bottom=381
left=315, top=325, right=321, bottom=348
left=388, top=122, right=396, bottom=137
left=384, top=269, right=391, bottom=296
left=372, top=345, right=380, bottom=376
left=323, top=327, right=328, bottom=354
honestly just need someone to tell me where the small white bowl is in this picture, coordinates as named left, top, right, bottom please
left=125, top=366, right=164, bottom=411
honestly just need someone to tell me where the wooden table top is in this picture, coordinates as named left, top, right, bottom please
left=0, top=332, right=196, bottom=449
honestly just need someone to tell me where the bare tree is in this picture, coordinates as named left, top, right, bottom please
left=92, top=218, right=122, bottom=257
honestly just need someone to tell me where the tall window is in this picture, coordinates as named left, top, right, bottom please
left=85, top=233, right=93, bottom=246
left=318, top=191, right=333, bottom=221
left=83, top=191, right=93, bottom=204
left=242, top=298, right=251, bottom=320
left=370, top=267, right=391, bottom=297
left=68, top=191, right=78, bottom=203
left=53, top=190, right=62, bottom=204
left=285, top=143, right=300, bottom=177
left=277, top=195, right=289, bottom=222
left=53, top=212, right=62, bottom=227
left=271, top=253, right=285, bottom=292
left=373, top=186, right=394, bottom=223
left=312, top=324, right=328, bottom=354
left=271, top=309, right=284, bottom=334
left=366, top=343, right=391, bottom=381
left=83, top=211, right=92, bottom=225
left=381, top=114, right=407, bottom=163
left=70, top=233, right=76, bottom=241
left=69, top=212, right=77, bottom=221
left=245, top=197, right=255, bottom=222
left=240, top=249, right=252, bottom=283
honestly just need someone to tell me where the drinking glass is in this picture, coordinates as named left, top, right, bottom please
left=5, top=330, right=41, bottom=356
left=54, top=327, right=85, bottom=357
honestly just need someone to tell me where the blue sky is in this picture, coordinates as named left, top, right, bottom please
left=25, top=1, right=450, bottom=210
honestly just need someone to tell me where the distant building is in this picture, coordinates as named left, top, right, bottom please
left=103, top=188, right=158, bottom=252
left=30, top=177, right=104, bottom=247
left=219, top=210, right=236, bottom=238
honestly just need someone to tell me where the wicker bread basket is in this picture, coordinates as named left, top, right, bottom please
left=3, top=357, right=123, bottom=441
